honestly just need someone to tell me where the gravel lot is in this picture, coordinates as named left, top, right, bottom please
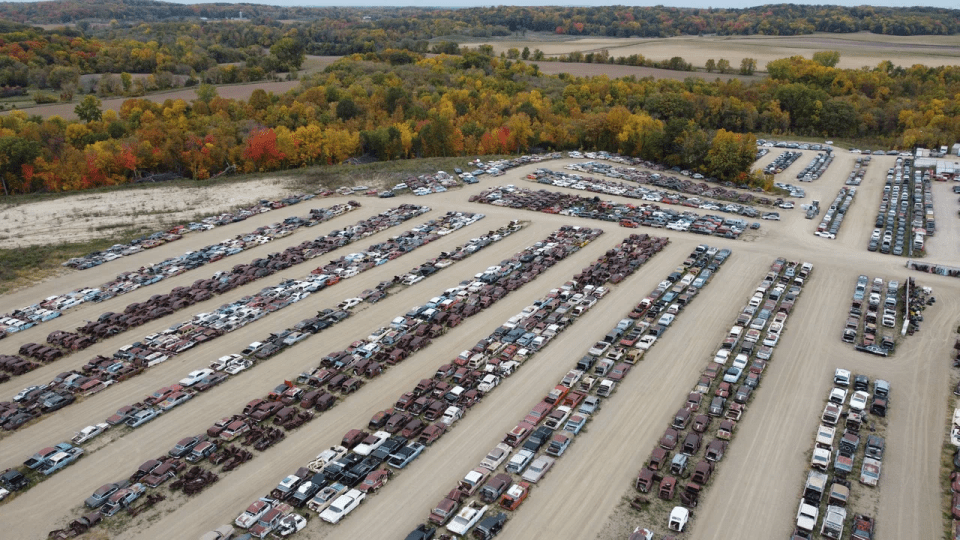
left=1, top=152, right=958, bottom=540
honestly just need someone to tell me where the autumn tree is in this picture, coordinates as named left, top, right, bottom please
left=182, top=134, right=217, bottom=179
left=242, top=128, right=285, bottom=172
left=336, top=98, right=359, bottom=121
left=740, top=58, right=757, bottom=75
left=705, top=59, right=716, bottom=73
left=617, top=112, right=664, bottom=158
left=74, top=95, right=102, bottom=123
left=0, top=136, right=40, bottom=195
left=270, top=35, right=306, bottom=72
left=813, top=50, right=841, bottom=68
left=706, top=129, right=757, bottom=182
left=195, top=83, right=218, bottom=104
left=716, top=59, right=730, bottom=74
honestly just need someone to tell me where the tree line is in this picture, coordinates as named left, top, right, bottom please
left=0, top=48, right=957, bottom=196
left=0, top=3, right=957, bottom=37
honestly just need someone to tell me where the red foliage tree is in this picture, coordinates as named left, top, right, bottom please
left=242, top=128, right=285, bottom=172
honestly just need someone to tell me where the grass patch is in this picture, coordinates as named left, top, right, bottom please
left=0, top=234, right=142, bottom=294
left=284, top=154, right=508, bottom=192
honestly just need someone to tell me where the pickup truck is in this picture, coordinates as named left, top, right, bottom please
left=24, top=444, right=72, bottom=469
left=821, top=505, right=846, bottom=539
left=811, top=447, right=831, bottom=471
left=834, top=452, right=854, bottom=474
left=859, top=457, right=881, bottom=486
left=446, top=502, right=488, bottom=536
left=457, top=467, right=491, bottom=496
left=796, top=499, right=819, bottom=532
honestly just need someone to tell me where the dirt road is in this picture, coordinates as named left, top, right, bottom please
left=1, top=152, right=957, bottom=540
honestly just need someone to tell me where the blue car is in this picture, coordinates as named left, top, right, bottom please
left=387, top=441, right=425, bottom=469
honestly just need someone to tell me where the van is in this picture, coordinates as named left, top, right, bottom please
left=467, top=354, right=486, bottom=370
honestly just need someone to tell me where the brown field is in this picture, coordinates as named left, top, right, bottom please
left=460, top=31, right=960, bottom=70
left=0, top=150, right=957, bottom=540
left=533, top=61, right=755, bottom=82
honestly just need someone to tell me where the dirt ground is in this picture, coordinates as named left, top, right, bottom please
left=0, top=178, right=297, bottom=249
left=0, top=151, right=958, bottom=540
left=460, top=32, right=960, bottom=70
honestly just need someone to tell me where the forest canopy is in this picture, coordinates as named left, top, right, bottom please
left=0, top=49, right=958, bottom=196
left=0, top=3, right=958, bottom=195
left=0, top=2, right=958, bottom=37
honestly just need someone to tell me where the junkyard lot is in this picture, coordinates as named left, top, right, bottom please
left=0, top=155, right=958, bottom=540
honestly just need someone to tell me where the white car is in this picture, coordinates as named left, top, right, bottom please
left=224, top=358, right=253, bottom=375
left=446, top=503, right=489, bottom=535
left=731, top=354, right=749, bottom=370
left=354, top=431, right=390, bottom=456
left=277, top=513, right=307, bottom=536
left=236, top=498, right=274, bottom=528
left=319, top=489, right=365, bottom=524
left=211, top=353, right=243, bottom=370
left=637, top=335, right=657, bottom=350
left=657, top=313, right=675, bottom=326
left=179, top=369, right=214, bottom=387
left=480, top=443, right=512, bottom=471
left=441, top=406, right=463, bottom=426
left=713, top=350, right=731, bottom=365
left=241, top=342, right=263, bottom=356
left=338, top=298, right=362, bottom=309
left=849, top=391, right=869, bottom=411
left=72, top=423, right=110, bottom=445
left=521, top=455, right=555, bottom=483
left=762, top=333, right=780, bottom=347
left=477, top=374, right=500, bottom=393
left=668, top=506, right=690, bottom=531
left=588, top=341, right=611, bottom=356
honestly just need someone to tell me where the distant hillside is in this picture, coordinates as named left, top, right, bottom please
left=0, top=2, right=958, bottom=37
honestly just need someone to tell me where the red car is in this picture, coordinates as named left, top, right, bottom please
left=357, top=469, right=391, bottom=493
left=342, top=429, right=367, bottom=449
left=144, top=385, right=183, bottom=405
left=499, top=482, right=530, bottom=510
left=418, top=422, right=446, bottom=446
left=659, top=428, right=679, bottom=450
